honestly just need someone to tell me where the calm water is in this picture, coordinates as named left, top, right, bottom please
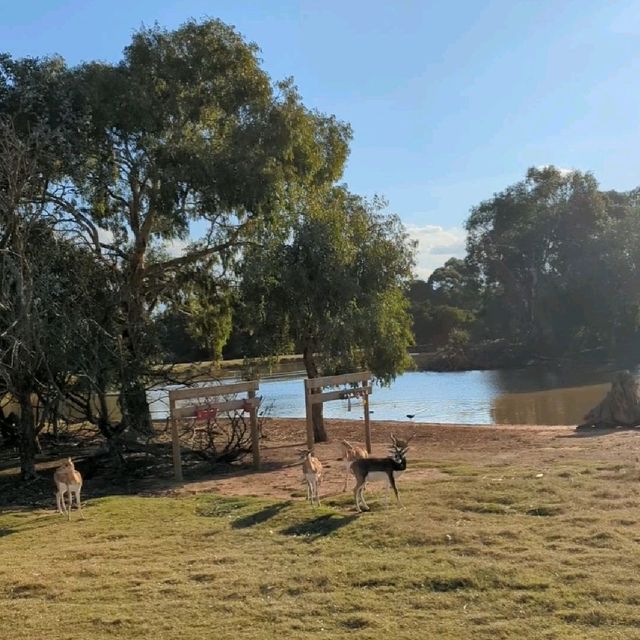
left=148, top=362, right=639, bottom=426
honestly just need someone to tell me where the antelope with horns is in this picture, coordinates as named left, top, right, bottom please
left=341, top=439, right=368, bottom=492
left=300, top=450, right=323, bottom=506
left=351, top=434, right=413, bottom=512
left=54, top=458, right=84, bottom=520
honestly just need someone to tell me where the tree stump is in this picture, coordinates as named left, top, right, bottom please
left=577, top=370, right=640, bottom=430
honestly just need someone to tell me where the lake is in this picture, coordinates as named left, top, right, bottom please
left=148, top=362, right=638, bottom=426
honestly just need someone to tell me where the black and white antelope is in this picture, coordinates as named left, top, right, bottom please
left=350, top=434, right=413, bottom=512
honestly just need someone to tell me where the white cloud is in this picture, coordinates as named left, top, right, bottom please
left=405, top=224, right=467, bottom=280
left=535, top=165, right=574, bottom=177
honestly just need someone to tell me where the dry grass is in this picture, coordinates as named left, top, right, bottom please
left=2, top=452, right=640, bottom=639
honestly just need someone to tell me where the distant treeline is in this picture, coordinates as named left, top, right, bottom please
left=407, top=166, right=640, bottom=370
left=159, top=166, right=640, bottom=371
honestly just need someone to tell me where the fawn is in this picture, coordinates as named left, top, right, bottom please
left=54, top=458, right=83, bottom=520
left=300, top=450, right=323, bottom=506
left=340, top=439, right=369, bottom=491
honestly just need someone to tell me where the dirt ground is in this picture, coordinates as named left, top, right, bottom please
left=2, top=418, right=637, bottom=508
left=170, top=418, right=640, bottom=501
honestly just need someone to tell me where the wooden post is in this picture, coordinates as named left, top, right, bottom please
left=248, top=389, right=260, bottom=469
left=304, top=379, right=315, bottom=451
left=169, top=395, right=183, bottom=482
left=363, top=388, right=372, bottom=454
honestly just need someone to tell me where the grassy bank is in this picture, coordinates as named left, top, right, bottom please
left=2, top=451, right=640, bottom=639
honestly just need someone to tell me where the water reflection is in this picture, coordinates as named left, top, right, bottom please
left=491, top=383, right=611, bottom=425
left=148, top=363, right=634, bottom=426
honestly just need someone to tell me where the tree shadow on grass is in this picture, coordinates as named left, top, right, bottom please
left=281, top=513, right=357, bottom=541
left=231, top=502, right=292, bottom=529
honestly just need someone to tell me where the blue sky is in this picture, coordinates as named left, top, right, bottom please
left=2, top=1, right=640, bottom=276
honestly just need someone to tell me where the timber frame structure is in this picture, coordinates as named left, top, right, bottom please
left=169, top=380, right=261, bottom=481
left=304, top=372, right=372, bottom=453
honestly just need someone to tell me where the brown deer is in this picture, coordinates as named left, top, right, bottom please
left=300, top=450, right=323, bottom=506
left=350, top=434, right=413, bottom=512
left=54, top=458, right=83, bottom=520
left=340, top=439, right=369, bottom=491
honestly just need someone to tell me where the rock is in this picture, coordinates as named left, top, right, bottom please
left=577, top=371, right=640, bottom=430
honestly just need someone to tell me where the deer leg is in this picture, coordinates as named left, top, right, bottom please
left=360, top=484, right=370, bottom=511
left=56, top=490, right=65, bottom=515
left=354, top=481, right=364, bottom=512
left=389, top=474, right=403, bottom=509
left=354, top=479, right=369, bottom=512
left=76, top=489, right=84, bottom=519
left=344, top=459, right=355, bottom=492
left=66, top=490, right=72, bottom=521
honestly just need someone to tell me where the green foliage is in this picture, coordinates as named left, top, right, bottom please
left=0, top=17, right=355, bottom=461
left=416, top=166, right=640, bottom=365
left=408, top=258, right=478, bottom=349
left=238, top=188, right=416, bottom=384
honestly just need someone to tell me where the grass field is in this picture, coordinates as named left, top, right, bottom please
left=3, top=450, right=640, bottom=639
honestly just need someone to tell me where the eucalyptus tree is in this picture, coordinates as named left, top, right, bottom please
left=465, top=166, right=611, bottom=350
left=1, top=19, right=351, bottom=439
left=239, top=188, right=416, bottom=441
left=0, top=119, right=47, bottom=478
left=0, top=117, right=110, bottom=477
left=66, top=20, right=351, bottom=434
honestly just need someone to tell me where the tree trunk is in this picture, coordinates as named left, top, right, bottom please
left=578, top=371, right=640, bottom=430
left=311, top=402, right=327, bottom=443
left=119, top=247, right=152, bottom=434
left=17, top=389, right=37, bottom=480
left=303, top=343, right=327, bottom=442
left=119, top=375, right=152, bottom=435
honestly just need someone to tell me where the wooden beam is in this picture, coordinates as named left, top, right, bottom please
left=172, top=397, right=261, bottom=419
left=248, top=389, right=260, bottom=470
left=305, top=371, right=371, bottom=390
left=170, top=396, right=183, bottom=481
left=363, top=393, right=372, bottom=454
left=308, top=386, right=372, bottom=405
left=168, top=380, right=260, bottom=403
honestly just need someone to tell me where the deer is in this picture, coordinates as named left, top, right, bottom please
left=340, top=439, right=369, bottom=491
left=54, top=458, right=83, bottom=521
left=351, top=434, right=413, bottom=512
left=300, top=450, right=323, bottom=506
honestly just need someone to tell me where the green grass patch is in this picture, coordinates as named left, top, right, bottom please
left=1, top=459, right=640, bottom=639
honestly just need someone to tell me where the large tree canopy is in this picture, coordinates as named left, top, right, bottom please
left=0, top=18, right=354, bottom=471
left=238, top=188, right=416, bottom=441
left=64, top=20, right=351, bottom=432
left=465, top=167, right=640, bottom=352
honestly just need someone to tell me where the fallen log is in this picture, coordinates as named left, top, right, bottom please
left=577, top=370, right=640, bottom=430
